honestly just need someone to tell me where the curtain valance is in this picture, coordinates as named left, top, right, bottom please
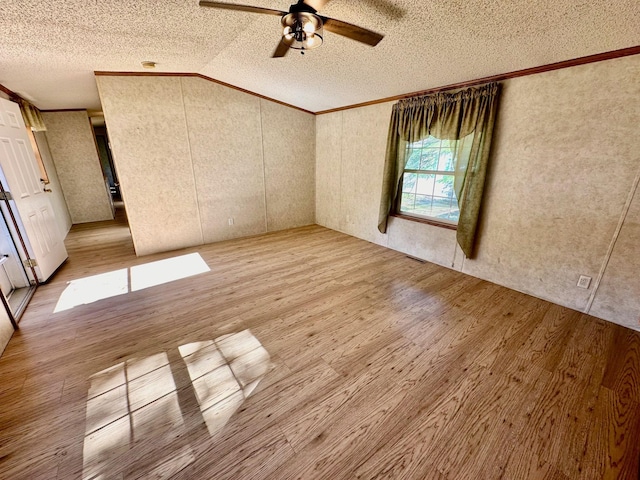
left=19, top=99, right=47, bottom=132
left=378, top=82, right=501, bottom=257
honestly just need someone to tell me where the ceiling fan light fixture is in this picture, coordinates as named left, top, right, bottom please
left=281, top=12, right=323, bottom=51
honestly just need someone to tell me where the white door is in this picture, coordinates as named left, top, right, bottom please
left=0, top=98, right=67, bottom=282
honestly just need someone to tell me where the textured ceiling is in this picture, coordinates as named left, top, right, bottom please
left=0, top=0, right=639, bottom=112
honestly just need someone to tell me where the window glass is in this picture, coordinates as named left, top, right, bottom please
left=399, top=136, right=460, bottom=224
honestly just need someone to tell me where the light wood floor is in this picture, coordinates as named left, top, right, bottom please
left=1, top=211, right=639, bottom=480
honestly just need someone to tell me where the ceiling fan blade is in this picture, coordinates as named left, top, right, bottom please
left=302, top=0, right=331, bottom=12
left=198, top=1, right=286, bottom=16
left=272, top=39, right=290, bottom=58
left=321, top=17, right=384, bottom=47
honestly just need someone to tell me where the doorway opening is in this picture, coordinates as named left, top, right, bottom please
left=92, top=119, right=120, bottom=202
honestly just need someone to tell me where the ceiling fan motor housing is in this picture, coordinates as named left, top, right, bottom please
left=198, top=0, right=384, bottom=57
left=281, top=11, right=324, bottom=50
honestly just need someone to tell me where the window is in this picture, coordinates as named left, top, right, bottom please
left=399, top=136, right=459, bottom=225
left=379, top=83, right=499, bottom=257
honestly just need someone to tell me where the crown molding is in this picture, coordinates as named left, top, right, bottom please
left=94, top=71, right=314, bottom=115
left=315, top=45, right=640, bottom=115
left=27, top=44, right=640, bottom=116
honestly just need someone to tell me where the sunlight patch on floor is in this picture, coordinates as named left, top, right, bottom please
left=180, top=330, right=272, bottom=435
left=82, top=330, right=272, bottom=479
left=82, top=352, right=191, bottom=480
left=130, top=253, right=210, bottom=291
left=54, top=253, right=210, bottom=313
left=54, top=268, right=128, bottom=314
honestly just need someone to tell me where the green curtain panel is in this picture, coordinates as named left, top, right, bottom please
left=378, top=83, right=501, bottom=258
left=18, top=99, right=47, bottom=131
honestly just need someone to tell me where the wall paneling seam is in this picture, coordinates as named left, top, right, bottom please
left=585, top=162, right=640, bottom=313
left=451, top=241, right=458, bottom=269
left=258, top=100, right=269, bottom=232
left=179, top=78, right=205, bottom=245
left=314, top=118, right=318, bottom=224
left=339, top=111, right=344, bottom=233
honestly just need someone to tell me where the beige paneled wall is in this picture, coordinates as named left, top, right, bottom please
left=97, top=77, right=203, bottom=256
left=97, top=75, right=315, bottom=256
left=315, top=114, right=342, bottom=229
left=315, top=104, right=463, bottom=269
left=462, top=58, right=640, bottom=313
left=260, top=100, right=315, bottom=232
left=590, top=181, right=640, bottom=326
left=316, top=54, right=640, bottom=330
left=182, top=78, right=265, bottom=244
left=41, top=111, right=113, bottom=224
left=340, top=105, right=391, bottom=246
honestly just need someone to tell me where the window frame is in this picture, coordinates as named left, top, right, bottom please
left=396, top=137, right=459, bottom=230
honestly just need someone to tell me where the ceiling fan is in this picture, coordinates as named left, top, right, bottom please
left=199, top=0, right=387, bottom=57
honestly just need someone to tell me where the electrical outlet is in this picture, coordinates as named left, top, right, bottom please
left=577, top=275, right=591, bottom=289
left=228, top=217, right=234, bottom=226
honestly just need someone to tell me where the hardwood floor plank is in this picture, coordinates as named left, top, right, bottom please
left=1, top=211, right=640, bottom=479
left=429, top=357, right=552, bottom=479
left=174, top=423, right=295, bottom=480
left=578, top=386, right=640, bottom=479
left=501, top=344, right=605, bottom=479
left=602, top=328, right=640, bottom=404
left=353, top=362, right=488, bottom=479
left=516, top=304, right=582, bottom=372
left=268, top=377, right=414, bottom=480
left=279, top=342, right=420, bottom=452
left=472, top=297, right=551, bottom=370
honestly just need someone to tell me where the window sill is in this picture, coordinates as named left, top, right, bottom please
left=391, top=213, right=458, bottom=231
